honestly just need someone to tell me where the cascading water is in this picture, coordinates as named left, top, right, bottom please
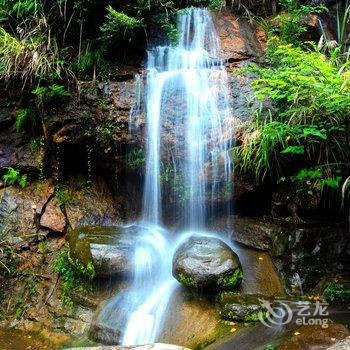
left=122, top=7, right=233, bottom=345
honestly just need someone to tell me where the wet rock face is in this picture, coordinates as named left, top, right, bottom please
left=65, top=177, right=121, bottom=228
left=211, top=216, right=274, bottom=251
left=0, top=181, right=55, bottom=240
left=0, top=106, right=42, bottom=175
left=277, top=324, right=350, bottom=350
left=328, top=336, right=350, bottom=350
left=172, top=235, right=242, bottom=290
left=213, top=9, right=267, bottom=65
left=159, top=286, right=230, bottom=348
left=212, top=215, right=349, bottom=295
left=216, top=292, right=268, bottom=322
left=67, top=226, right=138, bottom=277
left=270, top=225, right=349, bottom=294
left=40, top=197, right=66, bottom=232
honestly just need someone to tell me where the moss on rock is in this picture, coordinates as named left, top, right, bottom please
left=216, top=292, right=269, bottom=323
left=178, top=272, right=198, bottom=289
left=217, top=268, right=243, bottom=289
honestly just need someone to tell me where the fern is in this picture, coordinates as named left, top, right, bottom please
left=15, top=108, right=36, bottom=132
left=2, top=167, right=28, bottom=188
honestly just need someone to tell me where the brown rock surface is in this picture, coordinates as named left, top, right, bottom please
left=40, top=197, right=66, bottom=233
left=214, top=10, right=267, bottom=64
left=277, top=324, right=350, bottom=350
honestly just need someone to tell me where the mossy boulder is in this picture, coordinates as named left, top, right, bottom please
left=216, top=292, right=268, bottom=322
left=67, top=225, right=137, bottom=278
left=172, top=235, right=243, bottom=291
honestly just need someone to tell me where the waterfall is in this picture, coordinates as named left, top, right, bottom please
left=123, top=7, right=233, bottom=345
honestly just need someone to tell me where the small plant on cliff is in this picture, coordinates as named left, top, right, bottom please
left=155, top=13, right=180, bottom=44
left=15, top=108, right=37, bottom=132
left=2, top=167, right=27, bottom=188
left=56, top=189, right=70, bottom=207
left=54, top=247, right=95, bottom=306
left=127, top=147, right=146, bottom=169
left=324, top=281, right=350, bottom=303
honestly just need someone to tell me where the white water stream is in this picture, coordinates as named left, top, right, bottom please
left=123, top=7, right=233, bottom=345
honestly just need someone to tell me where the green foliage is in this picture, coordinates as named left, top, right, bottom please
left=32, top=84, right=70, bottom=104
left=324, top=282, right=350, bottom=303
left=15, top=107, right=36, bottom=132
left=155, top=13, right=180, bottom=44
left=207, top=0, right=225, bottom=10
left=56, top=189, right=70, bottom=207
left=243, top=310, right=268, bottom=322
left=234, top=118, right=296, bottom=180
left=235, top=44, right=350, bottom=185
left=54, top=247, right=95, bottom=306
left=2, top=167, right=27, bottom=188
left=76, top=45, right=108, bottom=81
left=127, top=147, right=146, bottom=169
left=269, top=1, right=326, bottom=46
left=100, top=6, right=144, bottom=50
left=0, top=26, right=65, bottom=88
left=318, top=1, right=350, bottom=64
left=290, top=167, right=342, bottom=195
left=178, top=272, right=198, bottom=289
left=217, top=268, right=243, bottom=289
left=30, top=136, right=44, bottom=151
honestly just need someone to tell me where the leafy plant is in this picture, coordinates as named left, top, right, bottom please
left=155, top=13, right=180, bottom=44
left=127, top=147, right=146, bottom=169
left=99, top=6, right=144, bottom=50
left=32, top=84, right=70, bottom=104
left=56, top=189, right=70, bottom=207
left=76, top=44, right=108, bottom=81
left=0, top=26, right=66, bottom=88
left=234, top=43, right=350, bottom=183
left=2, top=167, right=27, bottom=188
left=324, top=282, right=350, bottom=303
left=15, top=107, right=36, bottom=132
left=269, top=1, right=326, bottom=46
left=291, top=167, right=342, bottom=194
left=30, top=136, right=44, bottom=151
left=54, top=247, right=95, bottom=306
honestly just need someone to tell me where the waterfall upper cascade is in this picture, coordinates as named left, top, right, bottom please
left=123, top=7, right=233, bottom=345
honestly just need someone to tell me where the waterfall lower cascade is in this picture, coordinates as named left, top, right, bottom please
left=124, top=7, right=233, bottom=345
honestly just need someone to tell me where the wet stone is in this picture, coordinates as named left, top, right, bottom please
left=172, top=235, right=242, bottom=291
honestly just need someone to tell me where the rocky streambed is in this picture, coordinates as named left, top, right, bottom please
left=0, top=177, right=349, bottom=350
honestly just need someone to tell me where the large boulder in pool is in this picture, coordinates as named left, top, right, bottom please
left=172, top=235, right=242, bottom=290
left=67, top=225, right=136, bottom=277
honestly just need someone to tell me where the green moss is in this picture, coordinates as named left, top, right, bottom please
left=243, top=310, right=268, bottom=323
left=325, top=282, right=350, bottom=304
left=192, top=321, right=231, bottom=350
left=178, top=272, right=198, bottom=289
left=217, top=268, right=243, bottom=289
left=54, top=246, right=95, bottom=306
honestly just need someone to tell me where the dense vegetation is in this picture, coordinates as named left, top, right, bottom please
left=1, top=0, right=350, bottom=212
left=0, top=0, right=226, bottom=89
left=234, top=0, right=350, bottom=213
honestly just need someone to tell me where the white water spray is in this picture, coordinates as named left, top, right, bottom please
left=122, top=7, right=233, bottom=345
